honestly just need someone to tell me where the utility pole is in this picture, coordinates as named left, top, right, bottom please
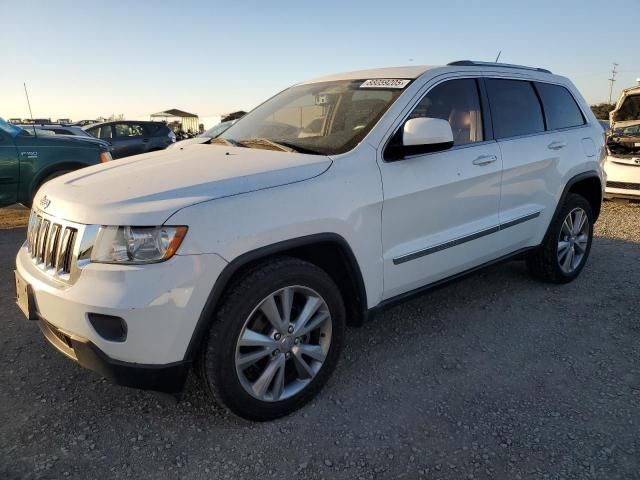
left=608, top=63, right=619, bottom=104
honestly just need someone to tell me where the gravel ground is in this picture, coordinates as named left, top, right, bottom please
left=1, top=202, right=639, bottom=480
left=0, top=206, right=29, bottom=230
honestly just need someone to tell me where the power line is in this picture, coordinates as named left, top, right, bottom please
left=608, top=63, right=619, bottom=104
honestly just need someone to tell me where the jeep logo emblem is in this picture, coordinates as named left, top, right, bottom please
left=39, top=195, right=51, bottom=210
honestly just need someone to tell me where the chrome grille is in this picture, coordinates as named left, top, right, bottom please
left=26, top=210, right=80, bottom=282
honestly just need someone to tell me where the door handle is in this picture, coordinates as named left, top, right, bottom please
left=142, top=138, right=150, bottom=143
left=547, top=141, right=567, bottom=150
left=472, top=154, right=497, bottom=166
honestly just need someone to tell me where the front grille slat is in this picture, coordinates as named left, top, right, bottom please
left=62, top=229, right=76, bottom=273
left=25, top=210, right=80, bottom=283
left=37, top=220, right=50, bottom=263
left=44, top=224, right=60, bottom=269
left=55, top=228, right=71, bottom=273
left=607, top=181, right=640, bottom=191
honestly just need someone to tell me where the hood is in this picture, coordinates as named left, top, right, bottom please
left=61, top=135, right=111, bottom=149
left=16, top=133, right=109, bottom=150
left=34, top=144, right=332, bottom=225
left=610, top=89, right=640, bottom=130
left=166, top=137, right=208, bottom=149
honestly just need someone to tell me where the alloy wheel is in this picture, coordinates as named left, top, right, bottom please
left=234, top=286, right=332, bottom=402
left=557, top=207, right=590, bottom=274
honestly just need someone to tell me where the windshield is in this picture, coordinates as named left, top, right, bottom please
left=0, top=118, right=24, bottom=138
left=200, top=121, right=234, bottom=138
left=219, top=79, right=409, bottom=155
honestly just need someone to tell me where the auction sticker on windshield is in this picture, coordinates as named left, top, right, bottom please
left=360, top=79, right=411, bottom=89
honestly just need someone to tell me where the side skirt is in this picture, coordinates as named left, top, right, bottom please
left=366, top=246, right=536, bottom=321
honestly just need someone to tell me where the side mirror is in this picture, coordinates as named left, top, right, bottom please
left=385, top=117, right=454, bottom=161
left=403, top=117, right=453, bottom=147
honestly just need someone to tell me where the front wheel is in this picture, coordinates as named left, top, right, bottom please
left=199, top=257, right=346, bottom=421
left=526, top=193, right=594, bottom=283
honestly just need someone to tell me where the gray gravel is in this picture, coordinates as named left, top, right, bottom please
left=1, top=201, right=639, bottom=479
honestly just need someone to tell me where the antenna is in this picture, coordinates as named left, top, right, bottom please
left=608, top=63, right=619, bottom=104
left=495, top=51, right=502, bottom=63
left=23, top=82, right=37, bottom=137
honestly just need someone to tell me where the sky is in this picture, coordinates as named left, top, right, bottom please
left=2, top=0, right=639, bottom=122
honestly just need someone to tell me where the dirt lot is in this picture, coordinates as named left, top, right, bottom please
left=0, top=202, right=639, bottom=480
left=0, top=206, right=29, bottom=230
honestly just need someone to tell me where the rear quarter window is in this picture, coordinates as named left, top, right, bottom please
left=485, top=79, right=545, bottom=139
left=535, top=83, right=585, bottom=130
left=145, top=123, right=165, bottom=135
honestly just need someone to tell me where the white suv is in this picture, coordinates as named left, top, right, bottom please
left=15, top=61, right=605, bottom=420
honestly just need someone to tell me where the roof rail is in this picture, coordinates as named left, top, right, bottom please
left=447, top=60, right=552, bottom=74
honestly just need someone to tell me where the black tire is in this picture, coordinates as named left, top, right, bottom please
left=199, top=256, right=346, bottom=421
left=526, top=193, right=594, bottom=283
left=23, top=170, right=73, bottom=208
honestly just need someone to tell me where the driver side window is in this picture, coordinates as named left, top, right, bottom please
left=409, top=79, right=483, bottom=146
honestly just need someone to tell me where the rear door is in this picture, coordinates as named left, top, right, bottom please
left=378, top=77, right=504, bottom=299
left=0, top=130, right=20, bottom=206
left=486, top=78, right=588, bottom=250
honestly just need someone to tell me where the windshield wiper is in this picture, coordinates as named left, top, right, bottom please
left=272, top=140, right=324, bottom=155
left=210, top=137, right=246, bottom=147
left=239, top=138, right=323, bottom=155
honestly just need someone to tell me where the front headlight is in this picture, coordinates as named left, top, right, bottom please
left=91, top=226, right=188, bottom=264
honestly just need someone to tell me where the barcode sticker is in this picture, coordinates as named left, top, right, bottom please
left=360, top=79, right=411, bottom=89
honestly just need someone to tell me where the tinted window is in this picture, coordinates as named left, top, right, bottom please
left=535, top=83, right=584, bottom=130
left=407, top=79, right=483, bottom=145
left=115, top=123, right=145, bottom=137
left=88, top=125, right=113, bottom=140
left=485, top=79, right=545, bottom=139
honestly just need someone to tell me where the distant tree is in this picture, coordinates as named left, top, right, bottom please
left=591, top=103, right=615, bottom=120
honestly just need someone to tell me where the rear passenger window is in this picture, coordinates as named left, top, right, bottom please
left=535, top=83, right=585, bottom=130
left=485, top=79, right=545, bottom=139
left=115, top=123, right=145, bottom=137
left=88, top=126, right=113, bottom=140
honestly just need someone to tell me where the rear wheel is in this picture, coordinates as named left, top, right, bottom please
left=526, top=193, right=593, bottom=283
left=199, top=257, right=345, bottom=421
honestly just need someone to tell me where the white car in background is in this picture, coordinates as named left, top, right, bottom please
left=605, top=85, right=640, bottom=200
left=16, top=61, right=604, bottom=420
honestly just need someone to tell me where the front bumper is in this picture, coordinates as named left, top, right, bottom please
left=16, top=242, right=227, bottom=370
left=38, top=318, right=188, bottom=392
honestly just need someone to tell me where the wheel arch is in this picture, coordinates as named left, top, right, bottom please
left=566, top=174, right=603, bottom=221
left=555, top=171, right=603, bottom=223
left=183, top=233, right=368, bottom=362
left=27, top=161, right=88, bottom=202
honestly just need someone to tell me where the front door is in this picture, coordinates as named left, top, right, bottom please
left=0, top=130, right=20, bottom=207
left=378, top=77, right=503, bottom=299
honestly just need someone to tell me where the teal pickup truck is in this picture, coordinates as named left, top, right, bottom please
left=0, top=118, right=112, bottom=207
